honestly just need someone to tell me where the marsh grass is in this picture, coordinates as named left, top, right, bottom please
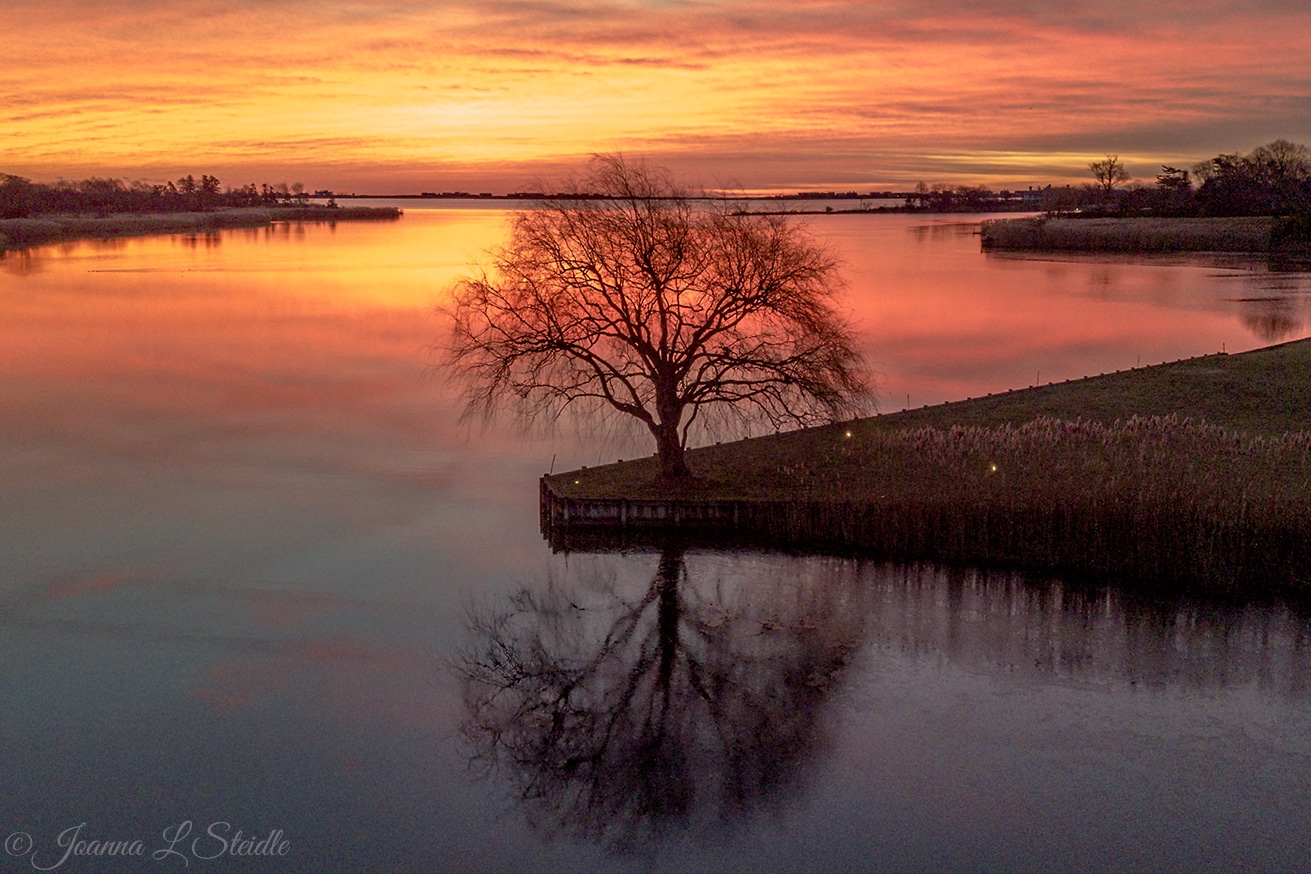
left=981, top=216, right=1274, bottom=253
left=754, top=416, right=1309, bottom=591
left=0, top=206, right=400, bottom=252
left=553, top=416, right=1311, bottom=592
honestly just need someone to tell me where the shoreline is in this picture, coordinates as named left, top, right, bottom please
left=980, top=215, right=1277, bottom=253
left=0, top=205, right=401, bottom=254
left=543, top=339, right=1311, bottom=594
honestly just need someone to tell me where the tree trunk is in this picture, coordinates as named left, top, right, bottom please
left=652, top=383, right=690, bottom=480
left=651, top=413, right=690, bottom=479
left=653, top=419, right=690, bottom=479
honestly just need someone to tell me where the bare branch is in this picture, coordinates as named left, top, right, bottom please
left=442, top=155, right=875, bottom=479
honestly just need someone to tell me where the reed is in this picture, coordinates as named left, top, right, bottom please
left=736, top=415, right=1309, bottom=592
left=0, top=206, right=400, bottom=252
left=548, top=415, right=1311, bottom=593
left=981, top=216, right=1274, bottom=253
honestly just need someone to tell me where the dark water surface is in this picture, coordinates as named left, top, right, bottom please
left=2, top=210, right=1310, bottom=871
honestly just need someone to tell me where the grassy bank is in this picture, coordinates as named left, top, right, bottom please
left=555, top=339, right=1311, bottom=500
left=980, top=216, right=1274, bottom=253
left=546, top=339, right=1311, bottom=593
left=0, top=205, right=400, bottom=253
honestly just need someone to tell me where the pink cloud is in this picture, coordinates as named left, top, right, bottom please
left=3, top=0, right=1310, bottom=190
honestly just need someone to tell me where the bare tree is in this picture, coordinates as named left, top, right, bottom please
left=1089, top=154, right=1130, bottom=193
left=445, top=156, right=873, bottom=480
left=1248, top=139, right=1311, bottom=183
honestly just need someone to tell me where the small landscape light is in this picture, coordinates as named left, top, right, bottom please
left=844, top=430, right=853, bottom=439
left=989, top=463, right=998, bottom=473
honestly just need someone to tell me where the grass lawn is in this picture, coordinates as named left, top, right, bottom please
left=551, top=338, right=1311, bottom=501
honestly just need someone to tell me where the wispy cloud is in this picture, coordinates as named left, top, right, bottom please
left=3, top=0, right=1309, bottom=190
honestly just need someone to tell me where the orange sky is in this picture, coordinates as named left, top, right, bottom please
left=4, top=0, right=1310, bottom=193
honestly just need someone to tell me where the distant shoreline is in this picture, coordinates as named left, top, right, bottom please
left=0, top=205, right=401, bottom=254
left=332, top=193, right=1045, bottom=215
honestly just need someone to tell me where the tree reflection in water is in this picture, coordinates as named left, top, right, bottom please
left=457, top=551, right=1311, bottom=856
left=456, top=545, right=867, bottom=852
left=1239, top=294, right=1304, bottom=341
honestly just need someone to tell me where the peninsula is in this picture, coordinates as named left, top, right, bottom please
left=543, top=339, right=1311, bottom=594
left=0, top=172, right=401, bottom=254
left=0, top=205, right=400, bottom=254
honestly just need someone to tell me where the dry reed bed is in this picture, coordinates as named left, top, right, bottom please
left=733, top=415, right=1310, bottom=592
left=0, top=206, right=399, bottom=252
left=980, top=216, right=1274, bottom=252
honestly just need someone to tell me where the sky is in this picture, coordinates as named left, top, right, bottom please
left=3, top=0, right=1310, bottom=194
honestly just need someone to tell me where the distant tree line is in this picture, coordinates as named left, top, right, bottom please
left=899, top=139, right=1311, bottom=227
left=0, top=173, right=316, bottom=219
left=904, top=182, right=1033, bottom=213
left=1038, top=140, right=1311, bottom=220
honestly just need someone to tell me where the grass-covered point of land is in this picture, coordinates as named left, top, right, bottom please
left=0, top=205, right=400, bottom=253
left=980, top=216, right=1274, bottom=253
left=552, top=339, right=1311, bottom=501
left=548, top=340, right=1311, bottom=592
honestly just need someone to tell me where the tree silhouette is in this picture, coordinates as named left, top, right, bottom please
left=1089, top=154, right=1130, bottom=193
left=1, top=174, right=36, bottom=218
left=445, top=155, right=873, bottom=480
left=1249, top=139, right=1311, bottom=214
left=456, top=546, right=866, bottom=852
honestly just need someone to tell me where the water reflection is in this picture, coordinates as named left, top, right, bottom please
left=906, top=220, right=980, bottom=242
left=458, top=550, right=1311, bottom=857
left=1, top=247, right=40, bottom=274
left=5, top=210, right=1311, bottom=869
left=1238, top=295, right=1304, bottom=341
left=177, top=231, right=224, bottom=249
left=457, top=545, right=866, bottom=852
left=864, top=564, right=1311, bottom=697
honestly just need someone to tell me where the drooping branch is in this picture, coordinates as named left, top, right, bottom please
left=443, top=155, right=874, bottom=478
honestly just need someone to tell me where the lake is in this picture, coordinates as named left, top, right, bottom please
left=2, top=208, right=1309, bottom=872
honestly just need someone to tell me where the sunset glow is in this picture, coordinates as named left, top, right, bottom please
left=5, top=0, right=1310, bottom=192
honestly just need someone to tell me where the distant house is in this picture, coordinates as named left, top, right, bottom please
left=1021, top=187, right=1048, bottom=209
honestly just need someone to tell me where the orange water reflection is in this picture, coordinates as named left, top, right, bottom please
left=12, top=208, right=1305, bottom=663
left=3, top=209, right=1311, bottom=869
left=822, top=216, right=1311, bottom=408
left=1, top=211, right=502, bottom=454
left=4, top=210, right=1310, bottom=471
left=6, top=210, right=1309, bottom=426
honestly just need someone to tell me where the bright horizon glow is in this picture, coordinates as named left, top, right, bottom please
left=4, top=0, right=1311, bottom=194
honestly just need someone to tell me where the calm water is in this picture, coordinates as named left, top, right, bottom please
left=2, top=209, right=1310, bottom=872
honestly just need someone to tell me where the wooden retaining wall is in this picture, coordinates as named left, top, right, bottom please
left=540, top=477, right=744, bottom=537
left=539, top=478, right=1309, bottom=594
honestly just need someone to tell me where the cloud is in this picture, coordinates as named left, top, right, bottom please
left=4, top=0, right=1310, bottom=189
